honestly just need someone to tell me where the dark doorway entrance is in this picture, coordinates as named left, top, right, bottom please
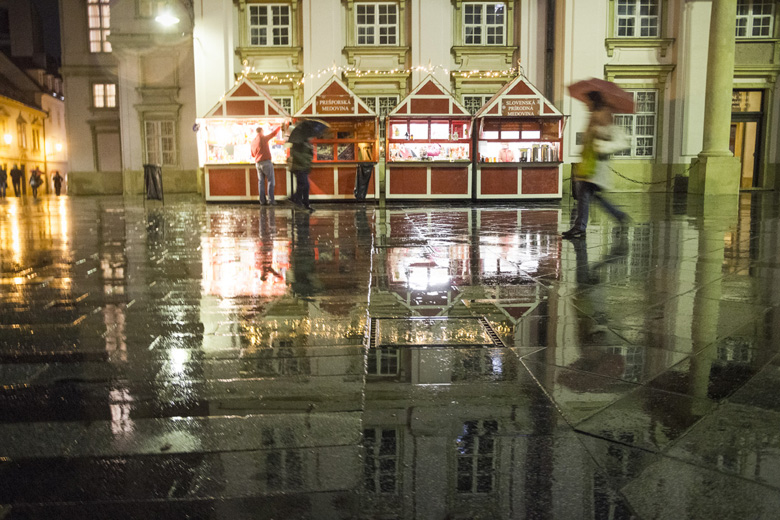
left=731, top=90, right=763, bottom=189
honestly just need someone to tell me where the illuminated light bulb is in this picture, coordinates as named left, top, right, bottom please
left=3, top=134, right=11, bottom=144
left=155, top=10, right=180, bottom=26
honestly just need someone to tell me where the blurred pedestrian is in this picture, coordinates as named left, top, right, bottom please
left=52, top=171, right=63, bottom=196
left=562, top=91, right=630, bottom=239
left=10, top=165, right=22, bottom=197
left=29, top=167, right=43, bottom=199
left=289, top=137, right=314, bottom=213
left=251, top=124, right=283, bottom=205
left=0, top=165, right=6, bottom=197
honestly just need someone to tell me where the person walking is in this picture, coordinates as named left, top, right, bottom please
left=562, top=90, right=630, bottom=239
left=29, top=168, right=42, bottom=199
left=289, top=137, right=315, bottom=213
left=251, top=124, right=282, bottom=205
left=10, top=165, right=22, bottom=197
left=52, top=171, right=63, bottom=196
left=0, top=165, right=7, bottom=198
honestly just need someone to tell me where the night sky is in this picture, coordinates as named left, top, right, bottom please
left=32, top=0, right=60, bottom=61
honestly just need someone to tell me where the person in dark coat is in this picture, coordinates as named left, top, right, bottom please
left=289, top=138, right=314, bottom=213
left=0, top=165, right=7, bottom=197
left=10, top=165, right=22, bottom=197
left=52, top=171, right=63, bottom=196
left=29, top=168, right=43, bottom=198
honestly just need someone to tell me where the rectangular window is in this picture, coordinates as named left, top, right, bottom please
left=456, top=420, right=497, bottom=494
left=248, top=4, right=290, bottom=46
left=361, top=95, right=398, bottom=140
left=17, top=121, right=27, bottom=149
left=356, top=3, right=398, bottom=45
left=363, top=428, right=399, bottom=493
left=464, top=3, right=505, bottom=45
left=145, top=120, right=176, bottom=166
left=88, top=0, right=111, bottom=53
left=736, top=0, right=775, bottom=38
left=616, top=0, right=660, bottom=37
left=462, top=94, right=492, bottom=115
left=273, top=96, right=293, bottom=115
left=93, top=83, right=117, bottom=108
left=613, top=90, right=657, bottom=158
left=32, top=129, right=40, bottom=152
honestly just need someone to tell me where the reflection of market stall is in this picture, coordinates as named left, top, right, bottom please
left=294, top=76, right=378, bottom=200
left=474, top=76, right=564, bottom=199
left=385, top=76, right=472, bottom=200
left=198, top=77, right=291, bottom=202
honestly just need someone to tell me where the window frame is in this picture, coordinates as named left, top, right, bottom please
left=355, top=2, right=399, bottom=46
left=144, top=120, right=177, bottom=166
left=273, top=96, right=294, bottom=115
left=615, top=0, right=661, bottom=38
left=87, top=0, right=111, bottom=54
left=462, top=94, right=493, bottom=115
left=462, top=2, right=507, bottom=46
left=92, top=83, right=117, bottom=109
left=247, top=3, right=292, bottom=47
left=612, top=89, right=658, bottom=159
left=736, top=0, right=776, bottom=38
left=361, top=94, right=399, bottom=140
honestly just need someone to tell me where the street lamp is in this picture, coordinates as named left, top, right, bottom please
left=3, top=134, right=11, bottom=145
left=155, top=0, right=194, bottom=27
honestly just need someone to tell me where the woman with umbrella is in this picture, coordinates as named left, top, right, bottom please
left=287, top=119, right=329, bottom=213
left=562, top=78, right=632, bottom=239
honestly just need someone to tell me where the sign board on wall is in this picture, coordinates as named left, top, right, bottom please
left=316, top=95, right=354, bottom=114
left=501, top=98, right=540, bottom=116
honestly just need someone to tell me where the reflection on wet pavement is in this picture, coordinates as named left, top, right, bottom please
left=1, top=193, right=779, bottom=518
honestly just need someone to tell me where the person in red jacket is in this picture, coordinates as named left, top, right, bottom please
left=251, top=125, right=281, bottom=205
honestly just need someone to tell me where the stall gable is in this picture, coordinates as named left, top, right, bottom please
left=203, top=77, right=290, bottom=118
left=388, top=75, right=470, bottom=117
left=294, top=75, right=376, bottom=117
left=475, top=76, right=562, bottom=118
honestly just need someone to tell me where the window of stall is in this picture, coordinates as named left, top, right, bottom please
left=389, top=118, right=471, bottom=141
left=312, top=118, right=376, bottom=162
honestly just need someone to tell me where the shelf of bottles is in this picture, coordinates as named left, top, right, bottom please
left=476, top=118, right=561, bottom=165
left=387, top=118, right=472, bottom=163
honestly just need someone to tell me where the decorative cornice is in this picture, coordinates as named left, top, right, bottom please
left=236, top=46, right=303, bottom=67
left=604, top=64, right=676, bottom=83
left=343, top=46, right=409, bottom=67
left=451, top=46, right=514, bottom=66
left=605, top=38, right=675, bottom=58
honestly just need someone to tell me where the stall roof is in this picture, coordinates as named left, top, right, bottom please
left=203, top=77, right=290, bottom=118
left=475, top=75, right=562, bottom=118
left=294, top=75, right=376, bottom=117
left=388, top=75, right=471, bottom=118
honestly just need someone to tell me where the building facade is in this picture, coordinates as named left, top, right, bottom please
left=60, top=0, right=780, bottom=195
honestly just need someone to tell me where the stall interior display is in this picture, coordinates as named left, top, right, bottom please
left=387, top=119, right=471, bottom=161
left=311, top=118, right=376, bottom=163
left=477, top=118, right=562, bottom=163
left=203, top=119, right=288, bottom=164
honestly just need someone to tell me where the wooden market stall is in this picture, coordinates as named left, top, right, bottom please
left=385, top=75, right=473, bottom=200
left=293, top=76, right=378, bottom=200
left=474, top=76, right=564, bottom=199
left=198, top=77, right=291, bottom=202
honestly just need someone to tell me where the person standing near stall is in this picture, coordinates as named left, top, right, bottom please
left=251, top=124, right=282, bottom=205
left=0, top=165, right=7, bottom=198
left=10, top=165, right=22, bottom=197
left=289, top=137, right=314, bottom=213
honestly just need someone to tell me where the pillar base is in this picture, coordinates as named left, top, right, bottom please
left=688, top=155, right=741, bottom=195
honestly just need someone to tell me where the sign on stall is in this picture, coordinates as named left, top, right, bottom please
left=502, top=98, right=540, bottom=116
left=316, top=95, right=354, bottom=114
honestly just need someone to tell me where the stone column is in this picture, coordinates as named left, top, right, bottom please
left=689, top=0, right=741, bottom=195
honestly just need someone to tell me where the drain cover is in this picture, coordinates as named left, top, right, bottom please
left=367, top=317, right=506, bottom=348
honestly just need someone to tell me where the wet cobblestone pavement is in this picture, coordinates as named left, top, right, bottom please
left=1, top=193, right=779, bottom=519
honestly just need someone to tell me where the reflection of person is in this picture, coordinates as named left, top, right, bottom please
left=562, top=91, right=630, bottom=239
left=251, top=125, right=281, bottom=205
left=0, top=165, right=6, bottom=197
left=10, top=165, right=22, bottom=197
left=29, top=168, right=42, bottom=199
left=291, top=211, right=319, bottom=297
left=52, top=171, right=63, bottom=196
left=289, top=137, right=315, bottom=213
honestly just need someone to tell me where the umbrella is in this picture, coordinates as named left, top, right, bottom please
left=288, top=118, right=330, bottom=143
left=568, top=78, right=635, bottom=114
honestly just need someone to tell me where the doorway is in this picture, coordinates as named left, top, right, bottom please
left=731, top=90, right=764, bottom=189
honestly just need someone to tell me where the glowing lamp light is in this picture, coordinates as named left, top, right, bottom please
left=55, top=143, right=63, bottom=152
left=3, top=134, right=11, bottom=145
left=155, top=10, right=180, bottom=26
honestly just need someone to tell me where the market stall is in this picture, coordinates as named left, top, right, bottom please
left=474, top=76, right=564, bottom=199
left=293, top=76, right=378, bottom=200
left=385, top=75, right=473, bottom=200
left=198, top=77, right=291, bottom=202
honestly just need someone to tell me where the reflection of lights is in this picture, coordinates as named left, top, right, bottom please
left=109, top=387, right=134, bottom=435
left=168, top=348, right=189, bottom=376
left=201, top=235, right=290, bottom=298
left=155, top=10, right=180, bottom=26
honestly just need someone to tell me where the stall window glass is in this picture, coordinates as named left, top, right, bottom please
left=463, top=95, right=491, bottom=115
left=93, top=83, right=117, bottom=108
left=615, top=0, right=660, bottom=37
left=145, top=120, right=177, bottom=166
left=736, top=0, right=775, bottom=38
left=249, top=4, right=291, bottom=46
left=315, top=143, right=334, bottom=161
left=463, top=3, right=505, bottom=45
left=88, top=0, right=111, bottom=53
left=613, top=90, right=656, bottom=158
left=356, top=3, right=398, bottom=45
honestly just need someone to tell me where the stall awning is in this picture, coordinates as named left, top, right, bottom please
left=388, top=75, right=470, bottom=117
left=474, top=75, right=562, bottom=118
left=203, top=77, right=290, bottom=118
left=294, top=75, right=376, bottom=117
